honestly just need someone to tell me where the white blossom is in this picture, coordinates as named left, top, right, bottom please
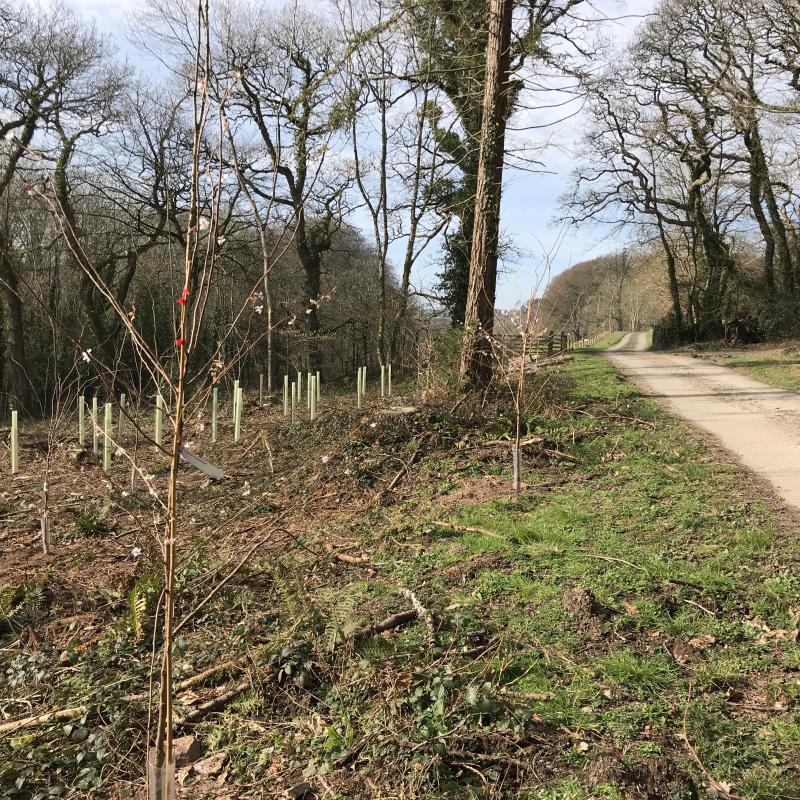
left=131, top=546, right=142, bottom=558
left=81, top=349, right=92, bottom=363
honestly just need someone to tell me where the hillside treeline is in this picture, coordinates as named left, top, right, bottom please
left=540, top=249, right=670, bottom=338
left=564, top=0, right=800, bottom=346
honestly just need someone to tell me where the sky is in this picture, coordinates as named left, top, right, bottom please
left=72, top=0, right=656, bottom=310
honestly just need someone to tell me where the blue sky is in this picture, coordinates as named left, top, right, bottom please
left=74, top=0, right=655, bottom=309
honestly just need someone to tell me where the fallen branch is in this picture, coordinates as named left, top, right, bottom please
left=385, top=443, right=423, bottom=493
left=353, top=608, right=417, bottom=639
left=178, top=678, right=255, bottom=727
left=0, top=706, right=87, bottom=738
left=447, top=749, right=528, bottom=772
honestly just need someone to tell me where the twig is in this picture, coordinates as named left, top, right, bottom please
left=399, top=588, right=434, bottom=647
left=681, top=681, right=742, bottom=799
left=430, top=521, right=504, bottom=539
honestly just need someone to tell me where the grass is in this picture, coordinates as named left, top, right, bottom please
left=714, top=349, right=800, bottom=392
left=689, top=340, right=800, bottom=392
left=377, top=352, right=800, bottom=797
left=591, top=330, right=627, bottom=349
left=1, top=354, right=799, bottom=798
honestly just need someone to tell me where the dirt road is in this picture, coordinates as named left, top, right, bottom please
left=605, top=331, right=800, bottom=510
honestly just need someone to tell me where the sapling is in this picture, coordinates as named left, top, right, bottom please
left=103, top=402, right=112, bottom=471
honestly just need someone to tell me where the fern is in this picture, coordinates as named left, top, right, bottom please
left=128, top=583, right=147, bottom=642
left=322, top=594, right=359, bottom=652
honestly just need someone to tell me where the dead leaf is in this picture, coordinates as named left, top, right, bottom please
left=688, top=635, right=716, bottom=650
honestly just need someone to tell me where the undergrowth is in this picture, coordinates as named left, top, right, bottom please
left=1, top=357, right=798, bottom=798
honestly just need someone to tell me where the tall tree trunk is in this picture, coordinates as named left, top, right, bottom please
left=748, top=122, right=794, bottom=294
left=656, top=218, right=683, bottom=329
left=460, top=0, right=513, bottom=386
left=743, top=129, right=776, bottom=294
left=0, top=237, right=32, bottom=414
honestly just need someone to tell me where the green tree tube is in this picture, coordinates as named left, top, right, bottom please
left=118, top=393, right=126, bottom=438
left=78, top=395, right=85, bottom=447
left=155, top=394, right=163, bottom=447
left=10, top=409, right=18, bottom=474
left=212, top=386, right=218, bottom=443
left=234, top=386, right=243, bottom=442
left=103, top=402, right=112, bottom=472
left=93, top=396, right=99, bottom=454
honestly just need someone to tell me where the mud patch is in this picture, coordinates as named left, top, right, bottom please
left=561, top=587, right=610, bottom=640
